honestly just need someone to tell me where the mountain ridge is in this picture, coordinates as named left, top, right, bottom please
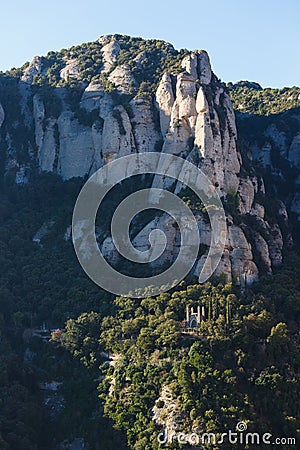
left=0, top=34, right=299, bottom=287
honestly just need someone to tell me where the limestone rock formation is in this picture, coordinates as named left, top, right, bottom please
left=102, top=105, right=135, bottom=163
left=0, top=35, right=293, bottom=284
left=155, top=58, right=241, bottom=195
left=238, top=108, right=300, bottom=223
left=101, top=39, right=121, bottom=73
left=155, top=73, right=174, bottom=137
left=21, top=56, right=42, bottom=83
left=60, top=59, right=80, bottom=81
left=228, top=225, right=259, bottom=285
left=57, top=111, right=100, bottom=179
left=129, top=96, right=161, bottom=153
left=80, top=81, right=105, bottom=111
left=108, top=65, right=136, bottom=94
left=181, top=50, right=212, bottom=84
left=153, top=385, right=187, bottom=431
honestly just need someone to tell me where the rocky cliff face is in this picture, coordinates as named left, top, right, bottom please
left=0, top=35, right=295, bottom=285
left=236, top=109, right=300, bottom=223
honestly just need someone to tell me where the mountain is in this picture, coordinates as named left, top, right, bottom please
left=1, top=34, right=298, bottom=289
left=0, top=34, right=299, bottom=450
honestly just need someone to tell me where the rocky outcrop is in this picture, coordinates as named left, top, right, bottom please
left=134, top=51, right=147, bottom=68
left=238, top=177, right=255, bottom=214
left=156, top=57, right=240, bottom=195
left=155, top=74, right=174, bottom=137
left=252, top=232, right=272, bottom=273
left=60, top=59, right=80, bottom=81
left=181, top=50, right=212, bottom=84
left=80, top=81, right=105, bottom=111
left=228, top=225, right=259, bottom=285
left=197, top=51, right=212, bottom=84
left=8, top=46, right=242, bottom=195
left=132, top=215, right=178, bottom=266
left=102, top=105, right=135, bottom=163
left=101, top=39, right=121, bottom=73
left=57, top=111, right=101, bottom=179
left=268, top=224, right=284, bottom=267
left=21, top=56, right=42, bottom=84
left=108, top=65, right=136, bottom=94
left=238, top=108, right=300, bottom=224
left=153, top=385, right=187, bottom=431
left=194, top=223, right=259, bottom=286
left=129, top=96, right=161, bottom=152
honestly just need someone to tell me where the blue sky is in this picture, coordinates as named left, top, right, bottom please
left=1, top=0, right=299, bottom=88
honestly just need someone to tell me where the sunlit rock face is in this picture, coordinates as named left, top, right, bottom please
left=0, top=36, right=294, bottom=284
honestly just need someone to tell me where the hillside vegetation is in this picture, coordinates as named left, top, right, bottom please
left=228, top=81, right=300, bottom=115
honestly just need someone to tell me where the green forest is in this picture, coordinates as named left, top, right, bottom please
left=0, top=173, right=299, bottom=449
left=228, top=82, right=300, bottom=115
